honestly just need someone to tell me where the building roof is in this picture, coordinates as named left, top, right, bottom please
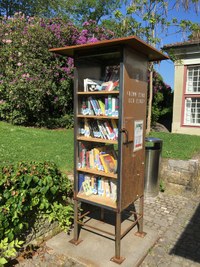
left=49, top=35, right=168, bottom=62
left=163, top=39, right=200, bottom=50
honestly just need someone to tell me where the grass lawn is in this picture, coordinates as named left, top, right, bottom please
left=1, top=122, right=200, bottom=173
left=0, top=121, right=74, bottom=173
left=150, top=131, right=200, bottom=160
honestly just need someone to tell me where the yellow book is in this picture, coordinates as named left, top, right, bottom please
left=89, top=149, right=95, bottom=168
left=98, top=99, right=105, bottom=115
left=99, top=153, right=116, bottom=173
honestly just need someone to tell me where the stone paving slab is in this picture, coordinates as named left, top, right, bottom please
left=46, top=224, right=158, bottom=267
left=14, top=192, right=200, bottom=267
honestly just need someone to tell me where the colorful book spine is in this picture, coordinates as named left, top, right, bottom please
left=111, top=119, right=118, bottom=140
left=108, top=95, right=112, bottom=116
left=78, top=173, right=85, bottom=191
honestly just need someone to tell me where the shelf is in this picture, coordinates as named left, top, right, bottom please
left=77, top=115, right=118, bottom=119
left=77, top=91, right=119, bottom=95
left=77, top=192, right=117, bottom=209
left=77, top=136, right=118, bottom=144
left=77, top=167, right=117, bottom=179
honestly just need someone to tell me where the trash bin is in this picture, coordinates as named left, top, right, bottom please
left=144, top=137, right=163, bottom=198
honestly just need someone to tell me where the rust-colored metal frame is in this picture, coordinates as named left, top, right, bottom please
left=70, top=195, right=146, bottom=264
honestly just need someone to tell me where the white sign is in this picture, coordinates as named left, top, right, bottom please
left=133, top=120, right=144, bottom=152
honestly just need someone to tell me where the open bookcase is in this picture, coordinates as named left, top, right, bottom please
left=50, top=36, right=168, bottom=263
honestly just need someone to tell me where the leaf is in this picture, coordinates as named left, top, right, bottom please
left=0, top=258, right=8, bottom=265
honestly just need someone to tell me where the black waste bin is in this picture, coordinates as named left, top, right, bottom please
left=144, top=137, right=163, bottom=198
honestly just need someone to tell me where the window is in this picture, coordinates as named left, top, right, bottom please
left=186, top=66, right=200, bottom=93
left=184, top=65, right=200, bottom=126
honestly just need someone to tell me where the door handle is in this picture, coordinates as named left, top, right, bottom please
left=120, top=128, right=129, bottom=145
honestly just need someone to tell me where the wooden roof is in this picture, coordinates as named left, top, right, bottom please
left=49, top=35, right=168, bottom=62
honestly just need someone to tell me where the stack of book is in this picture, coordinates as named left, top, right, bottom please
left=83, top=65, right=120, bottom=92
left=78, top=173, right=117, bottom=201
left=78, top=143, right=117, bottom=174
left=81, top=96, right=119, bottom=117
left=79, top=119, right=118, bottom=140
left=84, top=78, right=119, bottom=92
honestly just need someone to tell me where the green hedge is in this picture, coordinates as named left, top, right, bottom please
left=0, top=161, right=73, bottom=264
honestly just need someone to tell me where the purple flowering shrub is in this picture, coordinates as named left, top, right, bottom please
left=0, top=14, right=114, bottom=127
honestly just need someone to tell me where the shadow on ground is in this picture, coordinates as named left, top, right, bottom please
left=170, top=203, right=200, bottom=263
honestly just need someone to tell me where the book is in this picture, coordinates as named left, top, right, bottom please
left=111, top=119, right=118, bottom=140
left=84, top=78, right=103, bottom=92
left=110, top=180, right=117, bottom=201
left=78, top=173, right=85, bottom=191
left=82, top=180, right=93, bottom=196
left=99, top=153, right=116, bottom=173
left=84, top=119, right=90, bottom=137
left=104, top=179, right=111, bottom=197
left=98, top=99, right=105, bottom=115
left=104, top=121, right=115, bottom=140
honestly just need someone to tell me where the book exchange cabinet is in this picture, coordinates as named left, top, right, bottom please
left=50, top=36, right=167, bottom=263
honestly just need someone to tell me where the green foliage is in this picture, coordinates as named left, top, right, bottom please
left=63, top=0, right=122, bottom=23
left=0, top=14, right=114, bottom=128
left=159, top=180, right=165, bottom=192
left=0, top=161, right=73, bottom=263
left=102, top=1, right=199, bottom=47
left=149, top=71, right=173, bottom=125
left=0, top=14, right=75, bottom=127
left=0, top=238, right=23, bottom=266
left=0, top=0, right=67, bottom=17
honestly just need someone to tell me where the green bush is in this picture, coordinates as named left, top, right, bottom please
left=45, top=114, right=74, bottom=129
left=0, top=161, right=73, bottom=263
left=148, top=71, right=173, bottom=126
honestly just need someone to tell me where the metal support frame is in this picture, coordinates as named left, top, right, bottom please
left=69, top=196, right=145, bottom=264
left=135, top=195, right=147, bottom=238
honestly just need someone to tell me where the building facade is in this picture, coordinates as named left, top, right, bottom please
left=164, top=39, right=200, bottom=136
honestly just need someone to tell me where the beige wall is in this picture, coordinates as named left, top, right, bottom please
left=172, top=59, right=200, bottom=136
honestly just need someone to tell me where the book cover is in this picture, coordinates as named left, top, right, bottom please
left=111, top=119, right=118, bottom=140
left=104, top=121, right=115, bottom=140
left=78, top=173, right=85, bottom=191
left=108, top=95, right=112, bottom=116
left=100, top=153, right=116, bottom=173
left=84, top=119, right=90, bottom=137
left=82, top=180, right=93, bottom=196
left=88, top=97, right=98, bottom=115
left=111, top=97, right=116, bottom=116
left=81, top=99, right=87, bottom=115
left=98, top=99, right=105, bottom=115
left=115, top=97, right=119, bottom=117
left=110, top=180, right=117, bottom=201
left=104, top=179, right=111, bottom=197
left=89, top=149, right=95, bottom=169
left=84, top=78, right=103, bottom=91
left=105, top=97, right=108, bottom=116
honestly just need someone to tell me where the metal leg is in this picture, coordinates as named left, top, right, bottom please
left=100, top=207, right=104, bottom=221
left=110, top=212, right=125, bottom=264
left=69, top=199, right=83, bottom=245
left=135, top=195, right=146, bottom=238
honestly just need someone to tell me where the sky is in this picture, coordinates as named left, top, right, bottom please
left=154, top=3, right=200, bottom=90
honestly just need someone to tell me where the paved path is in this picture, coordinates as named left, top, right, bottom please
left=15, top=192, right=200, bottom=267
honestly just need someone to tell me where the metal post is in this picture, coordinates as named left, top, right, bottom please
left=110, top=212, right=125, bottom=264
left=135, top=195, right=146, bottom=238
left=69, top=199, right=82, bottom=245
left=100, top=207, right=104, bottom=221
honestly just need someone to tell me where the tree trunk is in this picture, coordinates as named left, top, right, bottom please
left=146, top=63, right=153, bottom=135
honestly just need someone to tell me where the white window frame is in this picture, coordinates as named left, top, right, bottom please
left=183, top=65, right=200, bottom=126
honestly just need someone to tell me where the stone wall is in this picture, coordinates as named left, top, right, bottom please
left=160, top=157, right=200, bottom=195
left=20, top=214, right=61, bottom=247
